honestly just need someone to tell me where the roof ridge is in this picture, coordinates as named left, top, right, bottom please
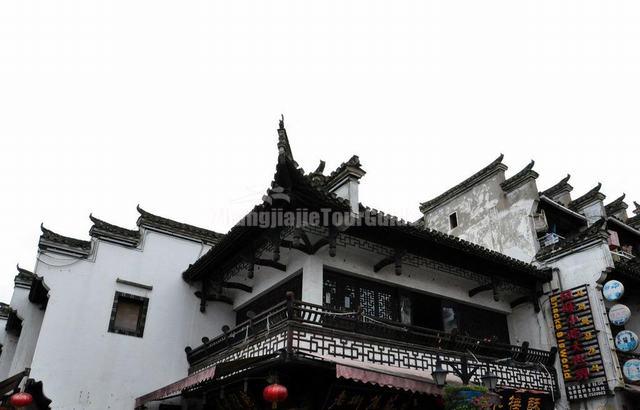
left=323, top=155, right=366, bottom=189
left=605, top=193, right=628, bottom=216
left=540, top=174, right=572, bottom=198
left=501, top=160, right=539, bottom=193
left=419, top=154, right=507, bottom=213
left=136, top=205, right=224, bottom=244
left=89, top=214, right=141, bottom=245
left=39, top=224, right=92, bottom=252
left=14, top=264, right=36, bottom=287
left=90, top=214, right=140, bottom=236
left=568, top=183, right=605, bottom=211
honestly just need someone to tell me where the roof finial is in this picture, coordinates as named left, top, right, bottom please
left=634, top=201, right=640, bottom=215
left=276, top=114, right=296, bottom=165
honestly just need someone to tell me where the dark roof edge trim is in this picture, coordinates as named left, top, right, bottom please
left=89, top=214, right=141, bottom=247
left=568, top=183, right=605, bottom=211
left=137, top=205, right=224, bottom=245
left=38, top=224, right=91, bottom=258
left=420, top=154, right=507, bottom=213
left=539, top=196, right=587, bottom=222
left=501, top=160, right=539, bottom=193
left=540, top=174, right=572, bottom=199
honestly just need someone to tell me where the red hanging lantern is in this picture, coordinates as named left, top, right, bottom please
left=9, top=392, right=33, bottom=408
left=263, top=383, right=288, bottom=409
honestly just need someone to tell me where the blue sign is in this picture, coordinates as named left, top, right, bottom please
left=603, top=280, right=624, bottom=302
left=616, top=330, right=639, bottom=352
left=609, top=304, right=631, bottom=326
left=624, top=359, right=640, bottom=382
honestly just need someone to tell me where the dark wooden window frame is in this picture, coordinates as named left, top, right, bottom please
left=108, top=291, right=149, bottom=338
left=449, top=212, right=458, bottom=229
left=323, top=269, right=400, bottom=321
left=323, top=268, right=510, bottom=342
left=236, top=273, right=302, bottom=324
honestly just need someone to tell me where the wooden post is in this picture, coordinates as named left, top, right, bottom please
left=285, top=291, right=295, bottom=357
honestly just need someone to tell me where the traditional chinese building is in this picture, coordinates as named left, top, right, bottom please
left=1, top=120, right=567, bottom=409
left=419, top=158, right=640, bottom=410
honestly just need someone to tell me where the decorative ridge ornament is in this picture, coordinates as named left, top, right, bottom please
left=568, top=182, right=606, bottom=211
left=540, top=174, right=573, bottom=198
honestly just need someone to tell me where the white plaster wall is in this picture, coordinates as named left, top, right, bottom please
left=423, top=174, right=540, bottom=262
left=508, top=303, right=553, bottom=351
left=27, top=230, right=234, bottom=410
left=580, top=202, right=606, bottom=226
left=7, top=285, right=45, bottom=376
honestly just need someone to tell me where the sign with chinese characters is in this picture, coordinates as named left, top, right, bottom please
left=497, top=388, right=553, bottom=410
left=550, top=285, right=608, bottom=401
left=324, top=385, right=443, bottom=409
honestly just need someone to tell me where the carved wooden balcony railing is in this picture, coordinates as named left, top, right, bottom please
left=187, top=298, right=559, bottom=395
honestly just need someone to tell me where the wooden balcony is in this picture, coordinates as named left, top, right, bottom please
left=186, top=297, right=559, bottom=395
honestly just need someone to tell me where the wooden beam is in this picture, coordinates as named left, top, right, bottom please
left=255, top=258, right=287, bottom=272
left=310, top=238, right=329, bottom=254
left=200, top=280, right=207, bottom=312
left=220, top=282, right=253, bottom=293
left=266, top=229, right=282, bottom=262
left=468, top=283, right=493, bottom=298
left=510, top=295, right=531, bottom=309
left=373, top=255, right=394, bottom=273
left=468, top=277, right=499, bottom=301
left=280, top=239, right=312, bottom=255
left=373, top=250, right=406, bottom=275
left=194, top=291, right=233, bottom=305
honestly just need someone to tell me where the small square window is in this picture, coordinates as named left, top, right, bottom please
left=449, top=212, right=458, bottom=229
left=108, top=291, right=149, bottom=338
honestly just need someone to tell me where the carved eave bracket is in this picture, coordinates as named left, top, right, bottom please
left=310, top=225, right=338, bottom=256
left=468, top=277, right=500, bottom=301
left=196, top=280, right=234, bottom=312
left=510, top=281, right=543, bottom=313
left=373, top=249, right=406, bottom=276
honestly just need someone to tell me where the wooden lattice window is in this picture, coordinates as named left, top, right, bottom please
left=323, top=270, right=399, bottom=321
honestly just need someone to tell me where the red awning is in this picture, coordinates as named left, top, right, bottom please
left=134, top=366, right=216, bottom=408
left=305, top=353, right=463, bottom=396
left=336, top=363, right=444, bottom=396
left=135, top=353, right=280, bottom=408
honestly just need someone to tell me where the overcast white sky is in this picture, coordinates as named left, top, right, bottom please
left=1, top=0, right=638, bottom=302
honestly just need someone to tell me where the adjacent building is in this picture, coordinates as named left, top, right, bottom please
left=419, top=156, right=640, bottom=410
